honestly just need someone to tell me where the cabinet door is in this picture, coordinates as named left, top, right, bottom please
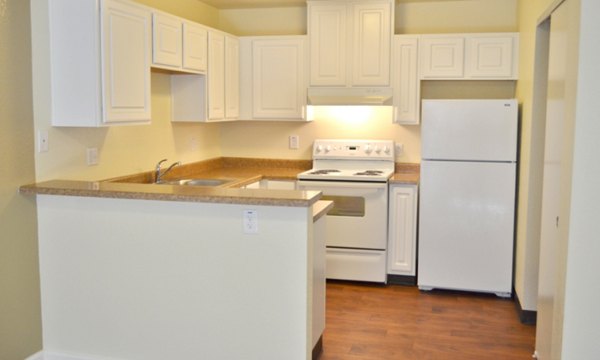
left=350, top=1, right=392, bottom=86
left=465, top=34, right=517, bottom=79
left=419, top=36, right=464, bottom=79
left=152, top=13, right=182, bottom=69
left=224, top=35, right=240, bottom=119
left=208, top=31, right=225, bottom=120
left=252, top=37, right=306, bottom=119
left=392, top=36, right=420, bottom=125
left=308, top=2, right=346, bottom=86
left=102, top=0, right=151, bottom=123
left=387, top=185, right=418, bottom=276
left=183, top=21, right=207, bottom=73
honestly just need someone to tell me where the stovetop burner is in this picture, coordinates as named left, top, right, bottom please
left=354, top=170, right=384, bottom=176
left=308, top=169, right=341, bottom=175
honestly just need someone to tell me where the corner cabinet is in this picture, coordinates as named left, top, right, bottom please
left=387, top=184, right=418, bottom=281
left=44, top=0, right=152, bottom=127
left=308, top=0, right=392, bottom=87
left=239, top=36, right=308, bottom=121
left=208, top=31, right=239, bottom=121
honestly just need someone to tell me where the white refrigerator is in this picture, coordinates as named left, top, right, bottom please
left=418, top=99, right=518, bottom=297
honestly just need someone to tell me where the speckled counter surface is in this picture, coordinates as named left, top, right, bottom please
left=20, top=157, right=420, bottom=206
left=390, top=163, right=420, bottom=184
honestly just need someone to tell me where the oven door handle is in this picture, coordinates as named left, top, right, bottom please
left=297, top=181, right=387, bottom=190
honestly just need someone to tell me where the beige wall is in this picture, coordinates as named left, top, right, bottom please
left=396, top=0, right=518, bottom=34
left=514, top=0, right=558, bottom=312
left=0, top=0, right=43, bottom=359
left=219, top=6, right=307, bottom=35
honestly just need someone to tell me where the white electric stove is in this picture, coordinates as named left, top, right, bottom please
left=297, top=139, right=395, bottom=283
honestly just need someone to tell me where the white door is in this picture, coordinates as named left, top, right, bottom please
left=252, top=37, right=306, bottom=119
left=350, top=1, right=391, bottom=86
left=208, top=31, right=225, bottom=120
left=308, top=2, right=346, bottom=86
left=224, top=35, right=239, bottom=119
left=421, top=99, right=518, bottom=161
left=296, top=181, right=388, bottom=249
left=536, top=3, right=569, bottom=358
left=101, top=0, right=151, bottom=123
left=419, top=36, right=464, bottom=79
left=418, top=160, right=515, bottom=295
left=182, top=22, right=207, bottom=72
left=152, top=13, right=182, bottom=69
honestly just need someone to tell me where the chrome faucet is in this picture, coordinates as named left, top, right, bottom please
left=155, top=159, right=181, bottom=183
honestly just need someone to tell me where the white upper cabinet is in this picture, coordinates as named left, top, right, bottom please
left=419, top=33, right=519, bottom=80
left=465, top=34, right=518, bottom=79
left=350, top=2, right=392, bottom=86
left=207, top=31, right=239, bottom=121
left=225, top=35, right=240, bottom=119
left=182, top=22, right=208, bottom=73
left=208, top=31, right=226, bottom=120
left=240, top=36, right=307, bottom=120
left=308, top=0, right=392, bottom=87
left=44, top=0, right=151, bottom=126
left=392, top=35, right=420, bottom=125
left=419, top=36, right=465, bottom=79
left=152, top=12, right=207, bottom=74
left=152, top=13, right=182, bottom=69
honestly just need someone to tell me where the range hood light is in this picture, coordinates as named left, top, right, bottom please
left=307, top=87, right=393, bottom=106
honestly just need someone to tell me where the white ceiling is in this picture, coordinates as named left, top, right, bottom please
left=201, top=0, right=464, bottom=10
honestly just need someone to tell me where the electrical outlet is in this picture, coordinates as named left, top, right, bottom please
left=86, top=147, right=99, bottom=166
left=38, top=131, right=49, bottom=153
left=243, top=210, right=258, bottom=234
left=395, top=143, right=404, bottom=156
left=289, top=135, right=300, bottom=149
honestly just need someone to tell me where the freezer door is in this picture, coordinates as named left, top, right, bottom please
left=417, top=160, right=516, bottom=294
left=421, top=99, right=518, bottom=162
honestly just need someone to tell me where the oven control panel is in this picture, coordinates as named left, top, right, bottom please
left=313, top=139, right=395, bottom=160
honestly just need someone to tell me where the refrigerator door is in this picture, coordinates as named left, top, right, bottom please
left=418, top=160, right=516, bottom=295
left=421, top=99, right=518, bottom=162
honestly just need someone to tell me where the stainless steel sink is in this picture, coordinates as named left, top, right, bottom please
left=157, top=178, right=230, bottom=187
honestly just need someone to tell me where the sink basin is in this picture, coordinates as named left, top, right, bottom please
left=158, top=178, right=230, bottom=187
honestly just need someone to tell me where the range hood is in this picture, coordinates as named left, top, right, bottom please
left=307, top=87, right=393, bottom=106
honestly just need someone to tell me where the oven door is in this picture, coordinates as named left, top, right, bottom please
left=297, top=180, right=388, bottom=250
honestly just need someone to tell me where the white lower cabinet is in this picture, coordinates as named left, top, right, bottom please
left=387, top=184, right=418, bottom=278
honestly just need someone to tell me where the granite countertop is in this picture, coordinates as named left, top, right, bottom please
left=20, top=157, right=419, bottom=206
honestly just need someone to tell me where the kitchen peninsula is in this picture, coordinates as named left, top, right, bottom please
left=20, top=159, right=332, bottom=360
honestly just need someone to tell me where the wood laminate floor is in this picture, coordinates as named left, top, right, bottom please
left=320, top=282, right=536, bottom=360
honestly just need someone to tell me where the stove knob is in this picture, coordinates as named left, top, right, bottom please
left=383, top=146, right=391, bottom=154
left=374, top=146, right=382, bottom=154
left=364, top=145, right=373, bottom=154
left=315, top=145, right=323, bottom=154
left=325, top=145, right=332, bottom=153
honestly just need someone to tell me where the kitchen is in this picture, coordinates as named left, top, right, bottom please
left=2, top=0, right=600, bottom=359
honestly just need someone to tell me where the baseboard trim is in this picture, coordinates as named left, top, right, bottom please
left=514, top=290, right=537, bottom=325
left=25, top=351, right=123, bottom=360
left=387, top=274, right=416, bottom=286
left=312, top=335, right=323, bottom=360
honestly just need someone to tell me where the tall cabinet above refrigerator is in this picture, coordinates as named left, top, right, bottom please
left=418, top=99, right=518, bottom=297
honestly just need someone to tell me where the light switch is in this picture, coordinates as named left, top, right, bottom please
left=86, top=147, right=99, bottom=166
left=289, top=135, right=299, bottom=149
